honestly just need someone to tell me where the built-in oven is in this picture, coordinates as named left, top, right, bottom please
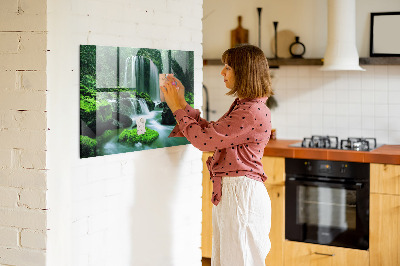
left=285, top=158, right=369, bottom=250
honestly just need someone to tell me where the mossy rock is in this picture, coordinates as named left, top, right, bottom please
left=80, top=135, right=97, bottom=158
left=118, top=127, right=159, bottom=145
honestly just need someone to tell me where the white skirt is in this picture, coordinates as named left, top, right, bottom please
left=212, top=176, right=271, bottom=266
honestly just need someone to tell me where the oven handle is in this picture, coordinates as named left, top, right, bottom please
left=286, top=177, right=364, bottom=189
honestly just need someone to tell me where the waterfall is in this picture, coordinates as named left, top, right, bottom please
left=149, top=60, right=159, bottom=100
left=123, top=55, right=159, bottom=101
left=138, top=98, right=150, bottom=114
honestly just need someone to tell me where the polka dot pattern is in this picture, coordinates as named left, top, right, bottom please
left=169, top=97, right=272, bottom=206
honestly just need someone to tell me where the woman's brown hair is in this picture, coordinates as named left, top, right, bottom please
left=221, top=44, right=273, bottom=99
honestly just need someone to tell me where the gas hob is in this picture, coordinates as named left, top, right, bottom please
left=289, top=135, right=382, bottom=151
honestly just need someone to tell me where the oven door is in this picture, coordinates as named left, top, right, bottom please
left=285, top=177, right=369, bottom=250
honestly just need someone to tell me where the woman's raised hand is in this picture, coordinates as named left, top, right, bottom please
left=160, top=77, right=185, bottom=113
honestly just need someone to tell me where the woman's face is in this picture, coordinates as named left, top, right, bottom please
left=220, top=64, right=235, bottom=89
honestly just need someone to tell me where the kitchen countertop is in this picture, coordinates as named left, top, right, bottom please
left=263, top=139, right=400, bottom=165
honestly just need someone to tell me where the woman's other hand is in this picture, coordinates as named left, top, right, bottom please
left=160, top=78, right=185, bottom=113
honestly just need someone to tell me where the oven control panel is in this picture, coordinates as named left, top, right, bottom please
left=286, top=158, right=369, bottom=180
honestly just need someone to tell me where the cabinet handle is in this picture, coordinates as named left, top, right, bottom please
left=314, top=252, right=335, bottom=257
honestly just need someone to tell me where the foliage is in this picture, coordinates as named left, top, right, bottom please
left=80, top=135, right=97, bottom=158
left=80, top=45, right=96, bottom=83
left=171, top=51, right=194, bottom=94
left=119, top=127, right=159, bottom=145
left=80, top=97, right=97, bottom=131
left=135, top=91, right=155, bottom=111
left=185, top=91, right=194, bottom=106
left=97, top=130, right=114, bottom=144
left=80, top=75, right=97, bottom=98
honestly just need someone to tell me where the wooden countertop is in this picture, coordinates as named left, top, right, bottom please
left=263, top=139, right=400, bottom=165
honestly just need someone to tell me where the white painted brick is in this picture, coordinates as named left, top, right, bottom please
left=0, top=149, right=11, bottom=169
left=0, top=247, right=45, bottom=266
left=0, top=129, right=46, bottom=150
left=0, top=90, right=46, bottom=111
left=0, top=71, right=16, bottom=90
left=0, top=110, right=47, bottom=130
left=0, top=169, right=47, bottom=189
left=0, top=208, right=46, bottom=230
left=0, top=12, right=46, bottom=32
left=20, top=149, right=46, bottom=170
left=87, top=212, right=109, bottom=234
left=0, top=227, right=19, bottom=247
left=19, top=0, right=47, bottom=15
left=181, top=15, right=202, bottom=30
left=20, top=229, right=46, bottom=250
left=0, top=32, right=20, bottom=54
left=0, top=0, right=18, bottom=13
left=19, top=189, right=46, bottom=209
left=16, top=70, right=47, bottom=91
left=0, top=33, right=47, bottom=71
left=0, top=187, right=19, bottom=208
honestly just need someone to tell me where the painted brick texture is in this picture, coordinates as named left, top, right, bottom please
left=0, top=0, right=48, bottom=265
left=46, top=0, right=203, bottom=265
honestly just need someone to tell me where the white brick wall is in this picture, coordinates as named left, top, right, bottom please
left=2, top=0, right=203, bottom=264
left=0, top=0, right=48, bottom=265
left=46, top=1, right=203, bottom=266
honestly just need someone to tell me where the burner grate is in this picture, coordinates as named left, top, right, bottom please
left=301, top=135, right=339, bottom=149
left=340, top=137, right=377, bottom=151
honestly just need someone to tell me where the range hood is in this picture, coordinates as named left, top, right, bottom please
left=320, top=0, right=365, bottom=71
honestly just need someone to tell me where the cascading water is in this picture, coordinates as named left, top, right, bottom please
left=96, top=54, right=188, bottom=156
left=123, top=55, right=159, bottom=101
left=138, top=98, right=150, bottom=114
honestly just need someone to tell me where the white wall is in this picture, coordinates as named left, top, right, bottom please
left=203, top=0, right=400, bottom=145
left=0, top=0, right=48, bottom=265
left=203, top=0, right=400, bottom=58
left=46, top=1, right=203, bottom=266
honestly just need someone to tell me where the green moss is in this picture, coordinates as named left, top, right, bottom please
left=80, top=135, right=97, bottom=158
left=135, top=91, right=155, bottom=111
left=97, top=130, right=114, bottom=144
left=118, top=127, right=159, bottom=145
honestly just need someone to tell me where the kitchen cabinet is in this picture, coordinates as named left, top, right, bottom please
left=201, top=154, right=286, bottom=266
left=284, top=241, right=369, bottom=266
left=370, top=163, right=400, bottom=266
left=370, top=163, right=400, bottom=195
left=261, top=156, right=285, bottom=266
left=201, top=152, right=213, bottom=258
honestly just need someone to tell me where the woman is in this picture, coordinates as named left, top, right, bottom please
left=161, top=44, right=273, bottom=266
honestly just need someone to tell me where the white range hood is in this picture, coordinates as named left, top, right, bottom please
left=320, top=0, right=365, bottom=71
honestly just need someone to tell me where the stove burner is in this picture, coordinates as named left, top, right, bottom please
left=301, top=135, right=339, bottom=149
left=340, top=137, right=377, bottom=151
left=295, top=136, right=378, bottom=151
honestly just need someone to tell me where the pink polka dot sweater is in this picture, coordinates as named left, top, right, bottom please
left=169, top=97, right=272, bottom=206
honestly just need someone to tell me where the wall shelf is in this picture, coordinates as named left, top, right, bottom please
left=203, top=57, right=400, bottom=67
left=359, top=57, right=400, bottom=65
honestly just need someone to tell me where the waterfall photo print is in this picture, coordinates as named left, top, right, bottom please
left=80, top=45, right=194, bottom=158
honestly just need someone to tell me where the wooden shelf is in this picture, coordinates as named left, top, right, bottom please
left=203, top=58, right=323, bottom=67
left=359, top=57, right=400, bottom=65
left=203, top=57, right=400, bottom=67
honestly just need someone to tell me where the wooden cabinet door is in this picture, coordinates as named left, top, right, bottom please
left=370, top=193, right=400, bottom=266
left=284, top=241, right=369, bottom=266
left=370, top=163, right=400, bottom=195
left=202, top=152, right=213, bottom=258
left=264, top=184, right=285, bottom=266
left=262, top=156, right=285, bottom=186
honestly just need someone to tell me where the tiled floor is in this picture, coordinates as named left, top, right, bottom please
left=202, top=257, right=211, bottom=266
